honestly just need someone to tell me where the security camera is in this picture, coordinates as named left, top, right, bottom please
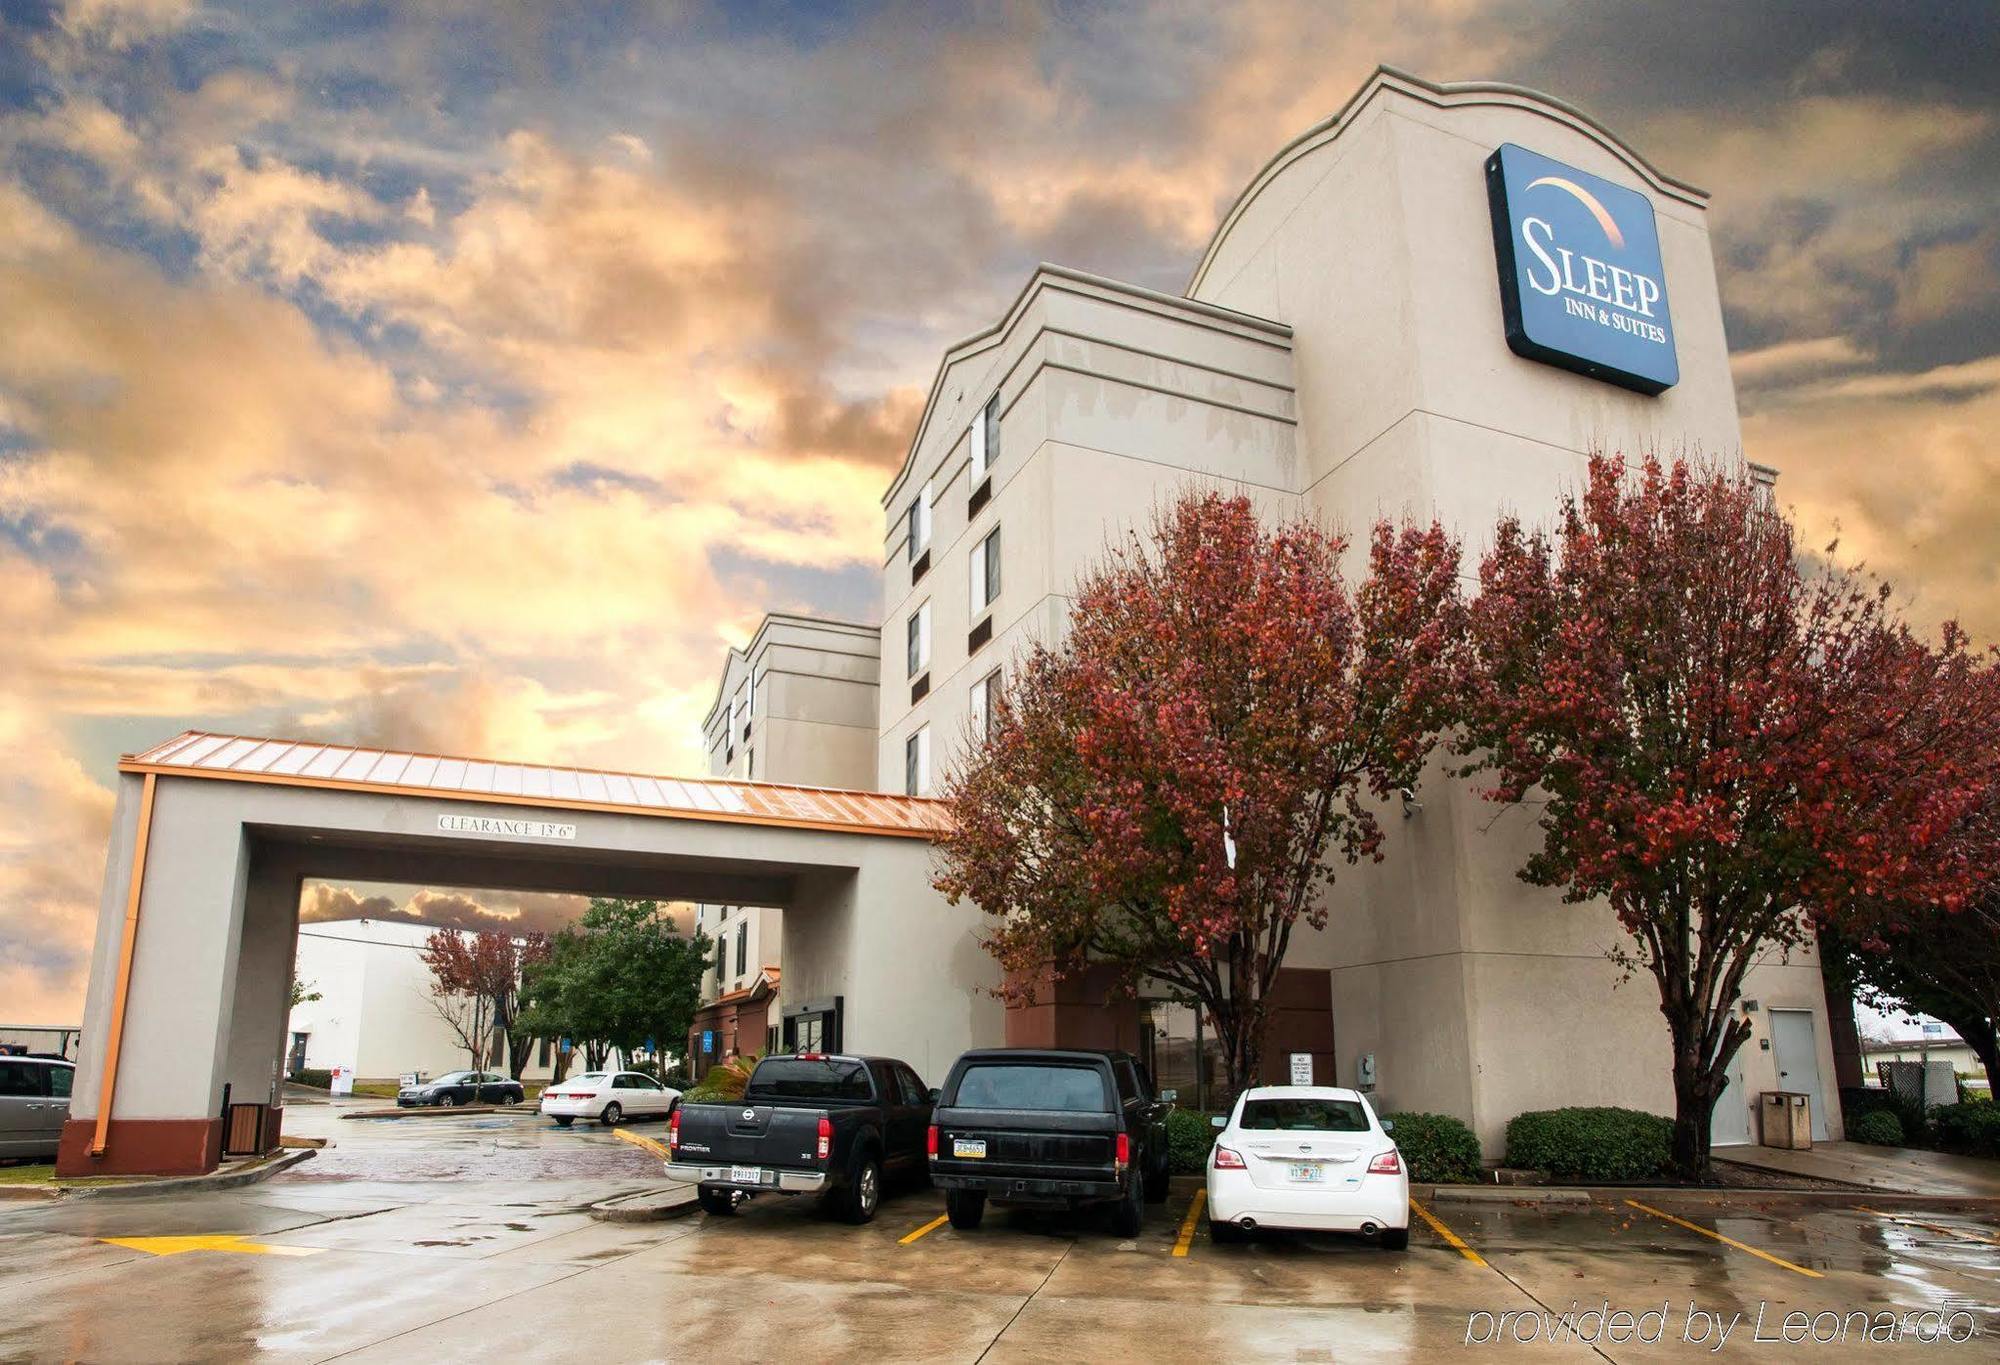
left=1399, top=788, right=1423, bottom=818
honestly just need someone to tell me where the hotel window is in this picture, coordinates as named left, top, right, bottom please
left=907, top=600, right=931, bottom=678
left=969, top=525, right=1000, bottom=618
left=970, top=393, right=1000, bottom=485
left=969, top=668, right=1002, bottom=742
left=904, top=726, right=931, bottom=796
left=715, top=933, right=727, bottom=983
left=736, top=922, right=748, bottom=985
left=906, top=479, right=933, bottom=561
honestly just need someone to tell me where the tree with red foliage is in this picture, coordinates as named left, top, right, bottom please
left=420, top=928, right=550, bottom=1078
left=933, top=492, right=1465, bottom=1095
left=1456, top=454, right=2000, bottom=1178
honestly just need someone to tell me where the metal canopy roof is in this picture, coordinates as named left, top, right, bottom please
left=122, top=731, right=946, bottom=839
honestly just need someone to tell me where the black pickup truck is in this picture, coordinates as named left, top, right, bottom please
left=663, top=1053, right=934, bottom=1223
left=928, top=1048, right=1172, bottom=1236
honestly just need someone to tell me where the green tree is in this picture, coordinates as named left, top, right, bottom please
left=289, top=976, right=321, bottom=1009
left=1823, top=898, right=2000, bottom=1095
left=518, top=899, right=710, bottom=1075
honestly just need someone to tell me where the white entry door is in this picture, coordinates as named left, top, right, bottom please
left=1770, top=1009, right=1830, bottom=1141
left=1711, top=1044, right=1752, bottom=1147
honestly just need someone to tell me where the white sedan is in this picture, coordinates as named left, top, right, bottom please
left=539, top=1071, right=682, bottom=1127
left=1205, top=1085, right=1410, bottom=1249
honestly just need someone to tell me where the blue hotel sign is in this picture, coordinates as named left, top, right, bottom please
left=1485, top=143, right=1678, bottom=395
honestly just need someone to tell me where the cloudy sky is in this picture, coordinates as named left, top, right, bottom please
left=2, top=1, right=1996, bottom=1023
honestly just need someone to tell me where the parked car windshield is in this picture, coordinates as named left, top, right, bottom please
left=747, top=1057, right=873, bottom=1101
left=952, top=1064, right=1107, bottom=1112
left=1239, top=1097, right=1371, bottom=1132
left=432, top=1072, right=473, bottom=1085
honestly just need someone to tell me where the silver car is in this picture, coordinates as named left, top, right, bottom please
left=0, top=1056, right=74, bottom=1159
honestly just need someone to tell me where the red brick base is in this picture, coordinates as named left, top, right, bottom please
left=55, top=1117, right=223, bottom=1178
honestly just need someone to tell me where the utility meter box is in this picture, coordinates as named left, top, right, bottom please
left=1760, top=1091, right=1812, bottom=1150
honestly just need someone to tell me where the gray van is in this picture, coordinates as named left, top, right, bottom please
left=0, top=1056, right=74, bottom=1159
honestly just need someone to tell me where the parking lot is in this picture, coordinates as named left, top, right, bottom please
left=1, top=1104, right=1994, bottom=1361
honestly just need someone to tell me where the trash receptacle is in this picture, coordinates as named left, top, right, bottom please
left=1760, top=1091, right=1812, bottom=1149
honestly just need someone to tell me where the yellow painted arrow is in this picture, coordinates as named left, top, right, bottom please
left=100, top=1234, right=321, bottom=1258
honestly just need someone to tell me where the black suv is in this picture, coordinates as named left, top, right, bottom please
left=928, top=1048, right=1172, bottom=1236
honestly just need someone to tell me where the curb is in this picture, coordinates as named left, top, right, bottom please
left=1427, top=1185, right=1591, bottom=1206
left=337, top=1104, right=513, bottom=1120
left=588, top=1187, right=701, bottom=1223
left=0, top=1184, right=62, bottom=1203
left=60, top=1147, right=316, bottom=1200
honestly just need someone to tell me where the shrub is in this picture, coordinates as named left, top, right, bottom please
left=1850, top=1110, right=1904, bottom=1147
left=1504, top=1107, right=1672, bottom=1182
left=1382, top=1111, right=1483, bottom=1183
left=1842, top=1085, right=1931, bottom=1149
left=1930, top=1101, right=2000, bottom=1159
left=683, top=1053, right=762, bottom=1105
left=289, top=1068, right=332, bottom=1090
left=1166, top=1108, right=1219, bottom=1174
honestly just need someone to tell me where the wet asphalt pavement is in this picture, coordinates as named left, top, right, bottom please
left=1, top=1101, right=1995, bottom=1361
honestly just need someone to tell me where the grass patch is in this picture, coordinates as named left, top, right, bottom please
left=0, top=1162, right=57, bottom=1186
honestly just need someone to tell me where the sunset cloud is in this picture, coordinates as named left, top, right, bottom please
left=2, top=1, right=1995, bottom=1023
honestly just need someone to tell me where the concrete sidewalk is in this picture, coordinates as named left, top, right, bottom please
left=1718, top=1139, right=2000, bottom=1196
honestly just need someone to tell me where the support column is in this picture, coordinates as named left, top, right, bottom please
left=787, top=844, right=1003, bottom=1084
left=60, top=777, right=252, bottom=1177
left=219, top=849, right=302, bottom=1152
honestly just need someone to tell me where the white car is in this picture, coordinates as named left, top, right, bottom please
left=1205, top=1085, right=1409, bottom=1249
left=539, top=1071, right=682, bottom=1127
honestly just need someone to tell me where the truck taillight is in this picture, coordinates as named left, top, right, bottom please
left=1368, top=1150, right=1402, bottom=1175
left=1115, top=1132, right=1131, bottom=1171
left=926, top=1124, right=939, bottom=1160
left=1212, top=1146, right=1246, bottom=1170
left=816, top=1115, right=832, bottom=1161
left=668, top=1108, right=680, bottom=1154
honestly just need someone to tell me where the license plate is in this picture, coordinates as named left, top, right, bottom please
left=1289, top=1164, right=1323, bottom=1182
left=953, top=1138, right=987, bottom=1159
left=730, top=1165, right=763, bottom=1184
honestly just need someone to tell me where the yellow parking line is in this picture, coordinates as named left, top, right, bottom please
left=1856, top=1205, right=2000, bottom=1246
left=100, top=1234, right=320, bottom=1258
left=1409, top=1196, right=1487, bottom=1266
left=899, top=1213, right=950, bottom=1245
left=1173, top=1188, right=1206, bottom=1257
left=611, top=1127, right=670, bottom=1160
left=1625, top=1199, right=1823, bottom=1278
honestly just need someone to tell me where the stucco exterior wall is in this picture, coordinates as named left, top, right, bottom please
left=1179, top=72, right=1833, bottom=1149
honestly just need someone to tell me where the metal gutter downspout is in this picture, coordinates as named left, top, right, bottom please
left=90, top=771, right=156, bottom=1158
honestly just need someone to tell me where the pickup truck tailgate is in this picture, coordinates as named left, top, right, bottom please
left=675, top=1102, right=825, bottom=1168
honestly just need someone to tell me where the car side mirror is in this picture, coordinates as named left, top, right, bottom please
left=1160, top=1089, right=1178, bottom=1104
left=1380, top=1120, right=1395, bottom=1133
left=1209, top=1115, right=1226, bottom=1129
left=928, top=1088, right=940, bottom=1103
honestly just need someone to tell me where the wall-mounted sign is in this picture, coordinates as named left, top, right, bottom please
left=1485, top=143, right=1678, bottom=395
left=436, top=813, right=577, bottom=841
left=1289, top=1052, right=1313, bottom=1086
